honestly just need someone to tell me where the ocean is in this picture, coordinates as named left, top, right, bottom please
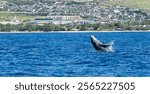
left=0, top=32, right=150, bottom=77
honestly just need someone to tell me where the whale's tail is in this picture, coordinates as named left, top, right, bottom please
left=90, top=35, right=114, bottom=52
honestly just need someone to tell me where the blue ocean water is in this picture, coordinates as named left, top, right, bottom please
left=0, top=32, right=150, bottom=77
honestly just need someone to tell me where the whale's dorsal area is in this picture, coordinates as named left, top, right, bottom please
left=90, top=35, right=113, bottom=52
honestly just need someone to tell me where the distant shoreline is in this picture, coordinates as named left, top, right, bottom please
left=0, top=30, right=150, bottom=33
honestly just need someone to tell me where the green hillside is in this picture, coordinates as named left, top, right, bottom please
left=113, top=0, right=150, bottom=13
left=0, top=11, right=44, bottom=21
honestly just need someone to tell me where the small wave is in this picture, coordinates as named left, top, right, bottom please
left=75, top=61, right=94, bottom=65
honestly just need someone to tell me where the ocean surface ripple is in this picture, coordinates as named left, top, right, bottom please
left=0, top=32, right=150, bottom=77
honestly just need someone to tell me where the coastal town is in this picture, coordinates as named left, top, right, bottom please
left=0, top=0, right=150, bottom=31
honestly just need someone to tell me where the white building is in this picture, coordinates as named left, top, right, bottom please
left=49, top=16, right=82, bottom=21
left=48, top=16, right=82, bottom=24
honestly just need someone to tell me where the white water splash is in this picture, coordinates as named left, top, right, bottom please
left=107, top=40, right=115, bottom=52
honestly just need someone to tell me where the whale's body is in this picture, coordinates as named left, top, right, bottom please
left=90, top=35, right=113, bottom=52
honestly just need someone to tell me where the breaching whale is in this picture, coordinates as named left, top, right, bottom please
left=90, top=35, right=114, bottom=52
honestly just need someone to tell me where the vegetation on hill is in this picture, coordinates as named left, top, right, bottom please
left=0, top=20, right=150, bottom=32
left=0, top=11, right=45, bottom=21
left=0, top=0, right=150, bottom=31
left=112, top=0, right=150, bottom=13
left=1, top=0, right=55, bottom=5
left=1, top=0, right=150, bottom=12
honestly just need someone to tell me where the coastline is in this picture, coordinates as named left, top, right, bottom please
left=0, top=30, right=150, bottom=33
